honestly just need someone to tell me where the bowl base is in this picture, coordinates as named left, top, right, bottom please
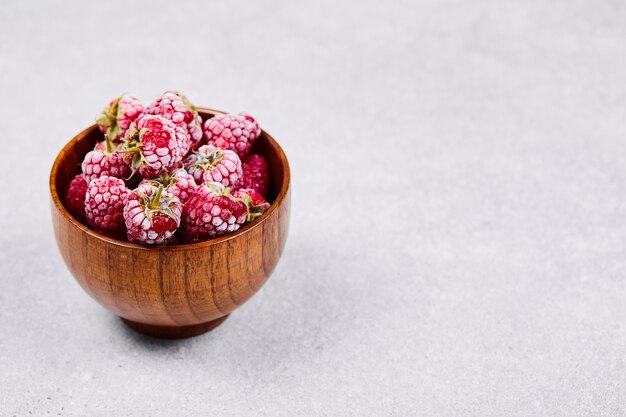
left=121, top=315, right=229, bottom=339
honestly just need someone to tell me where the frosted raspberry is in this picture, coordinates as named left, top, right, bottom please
left=96, top=95, right=144, bottom=142
left=123, top=115, right=188, bottom=179
left=85, top=175, right=130, bottom=236
left=144, top=91, right=202, bottom=151
left=123, top=183, right=182, bottom=245
left=183, top=145, right=242, bottom=188
left=203, top=112, right=260, bottom=159
left=64, top=174, right=88, bottom=222
left=139, top=168, right=197, bottom=203
left=164, top=169, right=197, bottom=203
left=81, top=139, right=132, bottom=183
left=241, top=154, right=270, bottom=198
left=181, top=182, right=248, bottom=243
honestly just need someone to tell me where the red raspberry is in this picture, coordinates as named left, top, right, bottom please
left=81, top=139, right=132, bottom=183
left=181, top=182, right=248, bottom=243
left=64, top=174, right=88, bottom=222
left=123, top=183, right=182, bottom=245
left=184, top=144, right=242, bottom=188
left=144, top=91, right=202, bottom=151
left=96, top=95, right=144, bottom=142
left=241, top=154, right=270, bottom=198
left=232, top=188, right=270, bottom=217
left=139, top=168, right=197, bottom=203
left=203, top=112, right=260, bottom=159
left=123, top=115, right=188, bottom=179
left=85, top=175, right=130, bottom=236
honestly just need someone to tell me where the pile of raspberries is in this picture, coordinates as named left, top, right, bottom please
left=64, top=91, right=271, bottom=246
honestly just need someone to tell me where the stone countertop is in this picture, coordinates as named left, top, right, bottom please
left=1, top=0, right=625, bottom=415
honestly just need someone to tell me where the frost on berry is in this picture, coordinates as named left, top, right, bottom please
left=84, top=175, right=130, bottom=236
left=144, top=91, right=202, bottom=150
left=203, top=112, right=260, bottom=159
left=181, top=182, right=248, bottom=243
left=96, top=95, right=144, bottom=142
left=183, top=144, right=242, bottom=188
left=124, top=183, right=182, bottom=245
left=122, top=115, right=188, bottom=179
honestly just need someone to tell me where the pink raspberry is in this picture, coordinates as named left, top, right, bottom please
left=241, top=153, right=270, bottom=198
left=184, top=144, right=242, bottom=188
left=85, top=175, right=130, bottom=236
left=64, top=174, right=88, bottom=222
left=203, top=112, right=260, bottom=159
left=123, top=115, right=188, bottom=179
left=181, top=182, right=248, bottom=243
left=81, top=139, right=132, bottom=183
left=96, top=95, right=144, bottom=142
left=123, top=183, right=182, bottom=245
left=144, top=91, right=202, bottom=151
left=139, top=168, right=197, bottom=203
left=94, top=141, right=107, bottom=152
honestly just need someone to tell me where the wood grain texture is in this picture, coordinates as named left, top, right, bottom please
left=50, top=108, right=291, bottom=339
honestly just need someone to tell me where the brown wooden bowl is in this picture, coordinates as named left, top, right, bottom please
left=50, top=108, right=290, bottom=339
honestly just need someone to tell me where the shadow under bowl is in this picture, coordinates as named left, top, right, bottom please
left=49, top=108, right=291, bottom=339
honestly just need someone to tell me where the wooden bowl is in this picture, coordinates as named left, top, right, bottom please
left=49, top=108, right=290, bottom=339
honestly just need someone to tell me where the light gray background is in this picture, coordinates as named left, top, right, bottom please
left=1, top=0, right=626, bottom=415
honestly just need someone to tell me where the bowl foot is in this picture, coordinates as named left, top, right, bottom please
left=121, top=315, right=229, bottom=339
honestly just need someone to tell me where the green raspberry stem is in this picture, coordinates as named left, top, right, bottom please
left=149, top=185, right=164, bottom=210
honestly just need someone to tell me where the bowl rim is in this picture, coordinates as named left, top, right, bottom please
left=49, top=107, right=290, bottom=252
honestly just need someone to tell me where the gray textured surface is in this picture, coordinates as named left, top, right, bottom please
left=1, top=0, right=626, bottom=415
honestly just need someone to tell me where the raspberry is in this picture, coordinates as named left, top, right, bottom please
left=85, top=175, right=130, bottom=236
left=241, top=154, right=270, bottom=198
left=94, top=141, right=106, bottom=152
left=232, top=188, right=270, bottom=219
left=123, top=183, right=182, bottom=245
left=203, top=112, right=260, bottom=159
left=184, top=144, right=242, bottom=188
left=139, top=168, right=197, bottom=203
left=123, top=115, right=188, bottom=179
left=181, top=182, right=248, bottom=243
left=164, top=169, right=197, bottom=203
left=96, top=95, right=144, bottom=142
left=64, top=174, right=88, bottom=222
left=81, top=139, right=132, bottom=183
left=144, top=91, right=202, bottom=151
